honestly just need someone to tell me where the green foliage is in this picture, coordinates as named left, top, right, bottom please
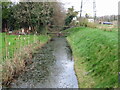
left=66, top=27, right=118, bottom=88
left=2, top=2, right=65, bottom=32
left=65, top=6, right=78, bottom=26
left=65, top=15, right=75, bottom=26
left=2, top=2, right=13, bottom=29
left=13, top=2, right=53, bottom=28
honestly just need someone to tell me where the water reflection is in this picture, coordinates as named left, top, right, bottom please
left=10, top=37, right=78, bottom=88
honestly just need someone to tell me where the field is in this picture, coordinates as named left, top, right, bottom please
left=0, top=33, right=49, bottom=63
left=66, top=27, right=118, bottom=88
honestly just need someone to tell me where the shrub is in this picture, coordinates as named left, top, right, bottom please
left=79, top=18, right=97, bottom=28
left=87, top=22, right=97, bottom=28
left=79, top=18, right=88, bottom=27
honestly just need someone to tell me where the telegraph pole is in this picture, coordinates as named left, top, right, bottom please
left=80, top=0, right=83, bottom=18
left=93, top=0, right=96, bottom=21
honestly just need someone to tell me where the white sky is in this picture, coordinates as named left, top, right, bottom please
left=60, top=0, right=119, bottom=17
left=10, top=0, right=120, bottom=17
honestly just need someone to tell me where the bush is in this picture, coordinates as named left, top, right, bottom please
left=87, top=22, right=97, bottom=28
left=79, top=18, right=88, bottom=27
left=79, top=18, right=97, bottom=28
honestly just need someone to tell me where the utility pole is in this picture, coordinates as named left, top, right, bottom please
left=80, top=0, right=83, bottom=18
left=93, top=0, right=96, bottom=22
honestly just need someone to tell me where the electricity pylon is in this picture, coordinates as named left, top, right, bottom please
left=80, top=0, right=83, bottom=18
left=80, top=0, right=97, bottom=20
left=93, top=0, right=96, bottom=21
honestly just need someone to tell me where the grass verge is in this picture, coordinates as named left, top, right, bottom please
left=1, top=33, right=50, bottom=87
left=66, top=27, right=118, bottom=88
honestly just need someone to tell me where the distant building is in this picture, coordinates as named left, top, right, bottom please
left=88, top=19, right=94, bottom=22
left=73, top=17, right=77, bottom=21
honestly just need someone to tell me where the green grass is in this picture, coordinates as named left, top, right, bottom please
left=1, top=33, right=50, bottom=86
left=0, top=33, right=50, bottom=63
left=66, top=27, right=118, bottom=88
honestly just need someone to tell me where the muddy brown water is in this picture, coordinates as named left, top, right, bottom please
left=10, top=37, right=78, bottom=88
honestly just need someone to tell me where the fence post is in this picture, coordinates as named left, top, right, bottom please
left=19, top=35, right=21, bottom=56
left=8, top=41, right=11, bottom=59
left=5, top=33, right=8, bottom=60
left=3, top=34, right=6, bottom=60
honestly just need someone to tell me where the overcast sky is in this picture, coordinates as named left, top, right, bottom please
left=60, top=0, right=119, bottom=17
left=10, top=0, right=119, bottom=17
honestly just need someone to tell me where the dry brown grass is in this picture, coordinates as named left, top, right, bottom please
left=0, top=64, right=2, bottom=88
left=87, top=22, right=97, bottom=28
left=2, top=40, right=50, bottom=87
left=97, top=25, right=118, bottom=32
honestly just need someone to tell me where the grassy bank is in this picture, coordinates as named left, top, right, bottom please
left=1, top=33, right=50, bottom=86
left=1, top=33, right=49, bottom=63
left=66, top=27, right=118, bottom=88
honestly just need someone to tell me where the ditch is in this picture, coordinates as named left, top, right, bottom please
left=9, top=37, right=78, bottom=88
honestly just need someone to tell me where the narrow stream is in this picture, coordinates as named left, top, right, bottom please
left=10, top=37, right=78, bottom=88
